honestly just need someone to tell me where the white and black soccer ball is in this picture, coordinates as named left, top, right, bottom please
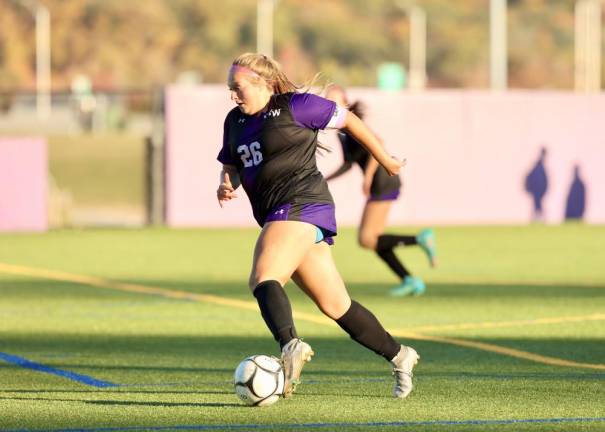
left=233, top=355, right=285, bottom=406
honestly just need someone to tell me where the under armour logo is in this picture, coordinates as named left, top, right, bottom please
left=275, top=209, right=285, bottom=215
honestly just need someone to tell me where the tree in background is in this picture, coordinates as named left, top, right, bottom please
left=0, top=0, right=600, bottom=92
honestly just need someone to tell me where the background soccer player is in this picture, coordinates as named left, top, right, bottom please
left=324, top=85, right=437, bottom=297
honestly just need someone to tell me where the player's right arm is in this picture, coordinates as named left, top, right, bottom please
left=217, top=164, right=240, bottom=207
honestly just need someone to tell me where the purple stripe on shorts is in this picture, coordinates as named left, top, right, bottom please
left=369, top=190, right=400, bottom=202
left=299, top=203, right=337, bottom=235
left=264, top=202, right=337, bottom=245
left=264, top=203, right=292, bottom=222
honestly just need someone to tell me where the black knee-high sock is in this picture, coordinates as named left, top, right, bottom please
left=253, top=280, right=297, bottom=349
left=336, top=300, right=400, bottom=361
left=376, top=248, right=411, bottom=280
left=376, top=234, right=416, bottom=280
left=377, top=234, right=417, bottom=250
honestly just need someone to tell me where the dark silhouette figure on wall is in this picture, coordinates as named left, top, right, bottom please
left=565, top=164, right=586, bottom=221
left=525, top=147, right=549, bottom=222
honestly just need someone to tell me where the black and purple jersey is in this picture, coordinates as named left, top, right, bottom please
left=218, top=92, right=346, bottom=239
left=337, top=130, right=401, bottom=201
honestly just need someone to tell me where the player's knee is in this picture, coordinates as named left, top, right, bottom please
left=248, top=274, right=257, bottom=291
left=317, top=297, right=351, bottom=320
left=249, top=272, right=288, bottom=291
left=357, top=231, right=376, bottom=250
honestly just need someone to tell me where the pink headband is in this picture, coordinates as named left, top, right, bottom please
left=229, top=65, right=262, bottom=80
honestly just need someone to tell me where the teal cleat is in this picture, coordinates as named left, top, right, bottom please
left=416, top=228, right=437, bottom=267
left=390, top=276, right=426, bottom=297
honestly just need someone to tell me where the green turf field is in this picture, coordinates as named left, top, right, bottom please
left=0, top=225, right=603, bottom=431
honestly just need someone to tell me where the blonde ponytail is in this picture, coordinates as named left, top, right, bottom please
left=232, top=53, right=324, bottom=94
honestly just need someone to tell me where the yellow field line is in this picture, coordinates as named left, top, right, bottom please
left=1, top=262, right=603, bottom=371
left=401, top=314, right=605, bottom=333
left=422, top=276, right=605, bottom=289
left=0, top=263, right=334, bottom=326
left=391, top=331, right=605, bottom=371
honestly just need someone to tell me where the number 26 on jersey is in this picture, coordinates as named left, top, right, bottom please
left=237, top=141, right=263, bottom=167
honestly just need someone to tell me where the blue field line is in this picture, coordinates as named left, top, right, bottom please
left=2, top=417, right=605, bottom=432
left=0, top=352, right=119, bottom=388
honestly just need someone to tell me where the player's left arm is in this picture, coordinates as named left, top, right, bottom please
left=342, top=111, right=405, bottom=177
left=290, top=93, right=404, bottom=176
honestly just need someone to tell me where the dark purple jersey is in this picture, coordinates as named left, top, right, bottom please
left=218, top=92, right=343, bottom=228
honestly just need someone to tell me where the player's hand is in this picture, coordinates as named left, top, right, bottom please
left=384, top=156, right=406, bottom=176
left=217, top=172, right=238, bottom=207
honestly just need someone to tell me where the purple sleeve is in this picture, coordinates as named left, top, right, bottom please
left=289, top=93, right=337, bottom=130
left=217, top=116, right=237, bottom=165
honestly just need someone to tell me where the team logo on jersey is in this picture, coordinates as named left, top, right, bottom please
left=238, top=118, right=246, bottom=123
left=264, top=109, right=281, bottom=119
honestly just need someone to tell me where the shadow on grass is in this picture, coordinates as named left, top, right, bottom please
left=2, top=278, right=604, bottom=301
left=128, top=278, right=605, bottom=297
left=1, top=278, right=604, bottom=395
left=1, top=333, right=603, bottom=385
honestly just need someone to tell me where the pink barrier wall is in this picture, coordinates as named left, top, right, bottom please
left=0, top=138, right=48, bottom=232
left=165, top=86, right=605, bottom=227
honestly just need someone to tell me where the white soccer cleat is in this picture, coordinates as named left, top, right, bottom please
left=280, top=338, right=314, bottom=398
left=391, top=345, right=420, bottom=399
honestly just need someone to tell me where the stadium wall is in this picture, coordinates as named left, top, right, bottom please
left=0, top=138, right=48, bottom=232
left=165, top=85, right=605, bottom=227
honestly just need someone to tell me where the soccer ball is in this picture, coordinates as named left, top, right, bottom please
left=233, top=355, right=285, bottom=406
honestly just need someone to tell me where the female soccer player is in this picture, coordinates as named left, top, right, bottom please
left=324, top=85, right=437, bottom=297
left=217, top=53, right=419, bottom=399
